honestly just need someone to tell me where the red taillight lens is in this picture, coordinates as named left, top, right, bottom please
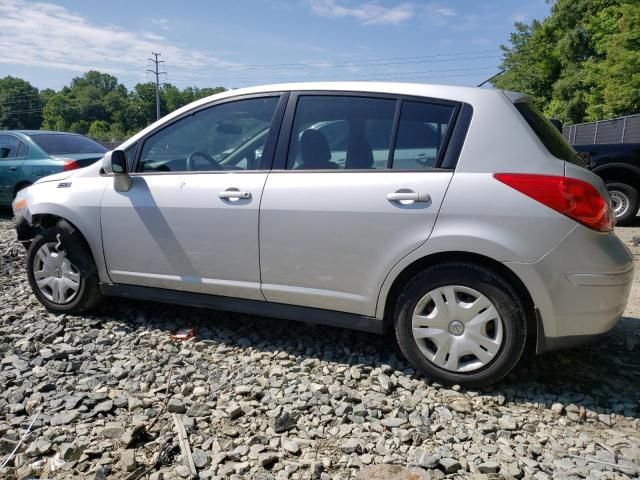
left=494, top=173, right=613, bottom=232
left=63, top=160, right=81, bottom=171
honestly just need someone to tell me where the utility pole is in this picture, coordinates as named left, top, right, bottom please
left=147, top=52, right=166, bottom=120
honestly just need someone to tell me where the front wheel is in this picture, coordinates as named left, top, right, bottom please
left=394, top=263, right=527, bottom=387
left=26, top=223, right=103, bottom=313
left=606, top=182, right=638, bottom=225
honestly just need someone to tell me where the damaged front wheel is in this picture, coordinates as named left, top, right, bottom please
left=26, top=222, right=103, bottom=313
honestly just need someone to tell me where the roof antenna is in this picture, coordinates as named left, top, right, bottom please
left=477, top=69, right=506, bottom=87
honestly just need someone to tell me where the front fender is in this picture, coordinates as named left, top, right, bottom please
left=16, top=177, right=111, bottom=283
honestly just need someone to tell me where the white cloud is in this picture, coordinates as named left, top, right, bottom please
left=0, top=0, right=238, bottom=77
left=425, top=2, right=456, bottom=18
left=512, top=13, right=528, bottom=22
left=308, top=0, right=415, bottom=25
left=151, top=18, right=170, bottom=30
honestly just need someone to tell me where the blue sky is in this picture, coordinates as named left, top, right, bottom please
left=0, top=0, right=551, bottom=91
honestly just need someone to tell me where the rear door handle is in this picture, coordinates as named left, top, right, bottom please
left=219, top=189, right=251, bottom=200
left=9, top=167, right=17, bottom=172
left=387, top=191, right=430, bottom=202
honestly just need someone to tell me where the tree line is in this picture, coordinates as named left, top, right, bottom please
left=0, top=72, right=225, bottom=141
left=494, top=0, right=640, bottom=124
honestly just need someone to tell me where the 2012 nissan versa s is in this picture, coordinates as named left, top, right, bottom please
left=12, top=82, right=634, bottom=387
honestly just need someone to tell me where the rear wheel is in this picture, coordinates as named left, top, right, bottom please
left=394, top=263, right=527, bottom=387
left=606, top=182, right=638, bottom=225
left=26, top=223, right=103, bottom=313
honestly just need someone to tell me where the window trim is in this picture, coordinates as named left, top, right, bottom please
left=272, top=90, right=465, bottom=172
left=129, top=92, right=289, bottom=175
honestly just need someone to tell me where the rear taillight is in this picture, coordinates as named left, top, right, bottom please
left=494, top=173, right=613, bottom=232
left=62, top=160, right=81, bottom=171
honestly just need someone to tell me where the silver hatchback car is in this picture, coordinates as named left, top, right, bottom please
left=13, top=82, right=634, bottom=387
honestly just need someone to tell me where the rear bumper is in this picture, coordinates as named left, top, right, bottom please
left=506, top=226, right=634, bottom=352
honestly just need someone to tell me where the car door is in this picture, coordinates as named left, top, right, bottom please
left=0, top=134, right=26, bottom=204
left=259, top=93, right=460, bottom=316
left=100, top=94, right=285, bottom=301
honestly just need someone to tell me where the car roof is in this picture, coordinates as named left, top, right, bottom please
left=2, top=130, right=82, bottom=136
left=218, top=81, right=526, bottom=104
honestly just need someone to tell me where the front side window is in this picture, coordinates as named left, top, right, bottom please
left=392, top=101, right=456, bottom=169
left=139, top=96, right=280, bottom=172
left=124, top=143, right=138, bottom=167
left=287, top=96, right=396, bottom=170
left=0, top=135, right=19, bottom=159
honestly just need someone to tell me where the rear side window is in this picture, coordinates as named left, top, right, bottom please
left=392, top=101, right=456, bottom=170
left=515, top=102, right=580, bottom=165
left=0, top=135, right=19, bottom=159
left=287, top=96, right=396, bottom=170
left=33, top=134, right=107, bottom=155
left=16, top=141, right=28, bottom=157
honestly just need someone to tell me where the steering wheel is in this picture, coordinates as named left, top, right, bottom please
left=186, top=151, right=223, bottom=171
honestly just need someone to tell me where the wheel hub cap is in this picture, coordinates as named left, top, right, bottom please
left=411, top=285, right=504, bottom=373
left=448, top=320, right=465, bottom=336
left=32, top=242, right=81, bottom=305
left=609, top=191, right=629, bottom=218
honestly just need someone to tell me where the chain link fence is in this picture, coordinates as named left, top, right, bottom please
left=563, top=114, right=640, bottom=145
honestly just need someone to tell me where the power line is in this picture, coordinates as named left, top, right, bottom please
left=166, top=54, right=501, bottom=74
left=165, top=65, right=499, bottom=84
left=147, top=52, right=166, bottom=120
left=166, top=49, right=500, bottom=71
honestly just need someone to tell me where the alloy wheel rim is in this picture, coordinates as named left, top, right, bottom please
left=609, top=190, right=629, bottom=218
left=411, top=285, right=504, bottom=373
left=32, top=242, right=81, bottom=304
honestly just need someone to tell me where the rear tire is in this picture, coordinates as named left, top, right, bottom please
left=26, top=222, right=103, bottom=313
left=394, top=262, right=527, bottom=388
left=606, top=182, right=638, bottom=225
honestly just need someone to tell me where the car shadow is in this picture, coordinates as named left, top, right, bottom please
left=0, top=207, right=13, bottom=220
left=94, top=296, right=640, bottom=420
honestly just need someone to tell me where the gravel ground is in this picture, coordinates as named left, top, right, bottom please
left=1, top=209, right=639, bottom=480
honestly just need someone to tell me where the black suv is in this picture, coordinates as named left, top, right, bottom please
left=574, top=143, right=640, bottom=224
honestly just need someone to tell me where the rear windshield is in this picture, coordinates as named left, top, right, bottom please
left=32, top=134, right=107, bottom=155
left=515, top=102, right=584, bottom=167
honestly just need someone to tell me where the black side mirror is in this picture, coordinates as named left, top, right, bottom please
left=111, top=150, right=128, bottom=174
left=102, top=150, right=131, bottom=192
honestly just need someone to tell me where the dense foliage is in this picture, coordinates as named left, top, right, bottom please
left=494, top=0, right=640, bottom=124
left=0, top=71, right=225, bottom=141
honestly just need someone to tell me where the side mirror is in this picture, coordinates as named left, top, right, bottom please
left=103, top=150, right=131, bottom=192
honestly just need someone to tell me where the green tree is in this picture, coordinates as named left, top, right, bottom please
left=42, top=71, right=129, bottom=134
left=494, top=0, right=640, bottom=123
left=0, top=76, right=42, bottom=129
left=8, top=69, right=227, bottom=139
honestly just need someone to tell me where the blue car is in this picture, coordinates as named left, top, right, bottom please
left=0, top=130, right=107, bottom=206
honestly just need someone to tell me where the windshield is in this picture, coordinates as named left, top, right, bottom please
left=32, top=134, right=107, bottom=155
left=515, top=102, right=586, bottom=167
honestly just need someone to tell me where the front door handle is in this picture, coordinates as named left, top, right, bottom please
left=387, top=191, right=430, bottom=202
left=9, top=166, right=17, bottom=172
left=219, top=189, right=251, bottom=200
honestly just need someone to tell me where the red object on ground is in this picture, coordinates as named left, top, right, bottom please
left=171, top=327, right=195, bottom=340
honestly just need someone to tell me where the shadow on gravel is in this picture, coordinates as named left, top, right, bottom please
left=0, top=208, right=13, bottom=220
left=95, top=297, right=640, bottom=419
